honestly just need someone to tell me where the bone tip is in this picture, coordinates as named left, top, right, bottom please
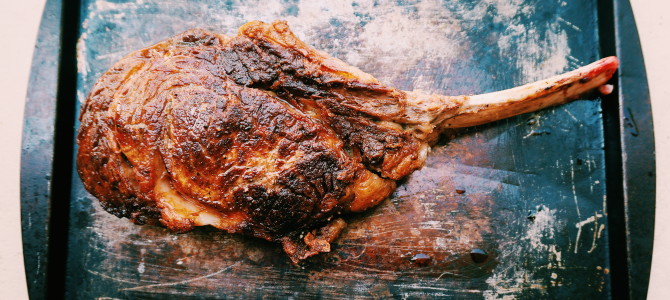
left=601, top=56, right=620, bottom=71
left=599, top=84, right=614, bottom=95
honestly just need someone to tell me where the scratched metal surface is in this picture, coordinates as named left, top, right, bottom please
left=67, top=0, right=610, bottom=298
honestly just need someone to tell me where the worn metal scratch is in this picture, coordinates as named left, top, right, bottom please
left=596, top=224, right=606, bottom=239
left=335, top=242, right=431, bottom=252
left=120, top=261, right=242, bottom=291
left=557, top=16, right=582, bottom=32
left=589, top=224, right=606, bottom=253
left=339, top=262, right=400, bottom=275
left=90, top=243, right=190, bottom=273
left=402, top=284, right=482, bottom=294
left=574, top=212, right=603, bottom=254
left=87, top=269, right=150, bottom=285
left=567, top=55, right=582, bottom=65
left=587, top=215, right=601, bottom=254
left=90, top=244, right=135, bottom=260
left=350, top=244, right=367, bottom=259
left=562, top=107, right=579, bottom=122
left=434, top=271, right=467, bottom=281
left=569, top=160, right=582, bottom=220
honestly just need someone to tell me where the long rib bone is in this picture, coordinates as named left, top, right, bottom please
left=440, top=56, right=619, bottom=128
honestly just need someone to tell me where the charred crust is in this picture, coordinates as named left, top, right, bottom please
left=281, top=218, right=347, bottom=264
left=232, top=151, right=352, bottom=239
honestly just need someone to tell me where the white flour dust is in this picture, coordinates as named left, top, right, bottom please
left=483, top=205, right=561, bottom=299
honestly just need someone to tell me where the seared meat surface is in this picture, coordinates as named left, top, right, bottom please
left=77, top=20, right=618, bottom=263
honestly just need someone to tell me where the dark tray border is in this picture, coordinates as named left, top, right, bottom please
left=20, top=0, right=80, bottom=299
left=599, top=0, right=657, bottom=299
left=20, top=0, right=655, bottom=299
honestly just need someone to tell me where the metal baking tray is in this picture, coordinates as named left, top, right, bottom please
left=21, top=0, right=655, bottom=299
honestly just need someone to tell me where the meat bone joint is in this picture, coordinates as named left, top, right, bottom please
left=77, top=20, right=619, bottom=263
